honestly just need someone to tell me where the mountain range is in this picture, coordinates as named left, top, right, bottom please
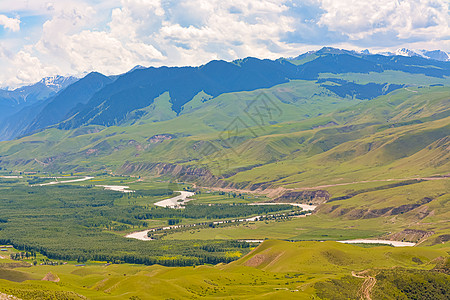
left=0, top=47, right=448, bottom=142
left=0, top=47, right=447, bottom=186
left=394, top=48, right=449, bottom=61
left=0, top=76, right=77, bottom=123
left=0, top=47, right=448, bottom=299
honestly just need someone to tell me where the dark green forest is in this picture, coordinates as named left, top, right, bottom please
left=0, top=182, right=284, bottom=266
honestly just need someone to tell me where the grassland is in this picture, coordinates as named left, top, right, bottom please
left=0, top=79, right=448, bottom=298
left=0, top=240, right=447, bottom=299
left=0, top=86, right=447, bottom=193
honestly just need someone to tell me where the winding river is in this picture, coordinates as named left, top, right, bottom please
left=153, top=191, right=195, bottom=208
left=37, top=176, right=94, bottom=186
left=126, top=196, right=416, bottom=247
left=337, top=239, right=415, bottom=247
left=125, top=195, right=317, bottom=241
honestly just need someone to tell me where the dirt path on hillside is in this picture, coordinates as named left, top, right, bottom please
left=195, top=176, right=449, bottom=198
left=404, top=87, right=418, bottom=93
left=352, top=270, right=377, bottom=300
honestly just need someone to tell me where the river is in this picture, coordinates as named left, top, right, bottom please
left=154, top=191, right=195, bottom=208
left=37, top=176, right=94, bottom=186
left=126, top=196, right=317, bottom=241
left=337, top=239, right=415, bottom=247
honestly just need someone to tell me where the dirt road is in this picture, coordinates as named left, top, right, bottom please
left=352, top=270, right=377, bottom=300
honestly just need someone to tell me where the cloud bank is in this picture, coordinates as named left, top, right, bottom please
left=0, top=15, right=20, bottom=32
left=0, top=0, right=448, bottom=88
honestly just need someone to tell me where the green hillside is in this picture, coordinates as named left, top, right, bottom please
left=0, top=68, right=448, bottom=299
left=0, top=85, right=448, bottom=181
left=0, top=240, right=447, bottom=299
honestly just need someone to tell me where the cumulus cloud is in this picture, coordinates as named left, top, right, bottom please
left=2, top=50, right=61, bottom=88
left=0, top=15, right=20, bottom=32
left=1, top=0, right=299, bottom=87
left=0, top=0, right=449, bottom=88
left=317, top=0, right=450, bottom=41
left=33, top=0, right=167, bottom=75
left=155, top=0, right=295, bottom=63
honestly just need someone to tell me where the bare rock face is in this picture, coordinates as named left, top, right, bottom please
left=327, top=196, right=435, bottom=220
left=272, top=190, right=331, bottom=204
left=0, top=293, right=21, bottom=300
left=147, top=134, right=175, bottom=144
left=42, top=272, right=60, bottom=282
left=432, top=256, right=450, bottom=274
left=120, top=161, right=225, bottom=186
left=387, top=229, right=434, bottom=243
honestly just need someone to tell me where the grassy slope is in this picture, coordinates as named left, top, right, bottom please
left=213, top=87, right=450, bottom=184
left=161, top=178, right=448, bottom=245
left=0, top=85, right=447, bottom=184
left=0, top=81, right=448, bottom=298
left=0, top=87, right=447, bottom=243
left=319, top=70, right=450, bottom=85
left=1, top=86, right=448, bottom=181
left=0, top=240, right=447, bottom=299
left=0, top=80, right=361, bottom=171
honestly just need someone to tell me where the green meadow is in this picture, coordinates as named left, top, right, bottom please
left=0, top=240, right=447, bottom=299
left=0, top=78, right=447, bottom=298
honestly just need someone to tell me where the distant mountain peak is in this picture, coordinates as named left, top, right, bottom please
left=421, top=50, right=449, bottom=61
left=394, top=48, right=449, bottom=61
left=39, top=75, right=78, bottom=92
left=359, top=49, right=371, bottom=55
left=395, top=48, right=423, bottom=58
left=128, top=65, right=147, bottom=73
left=315, top=47, right=354, bottom=55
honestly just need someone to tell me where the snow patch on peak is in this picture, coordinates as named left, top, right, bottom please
left=421, top=50, right=449, bottom=61
left=395, top=48, right=424, bottom=58
left=39, top=75, right=78, bottom=92
left=395, top=48, right=449, bottom=61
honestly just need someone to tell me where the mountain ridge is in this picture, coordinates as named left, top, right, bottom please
left=0, top=48, right=448, bottom=150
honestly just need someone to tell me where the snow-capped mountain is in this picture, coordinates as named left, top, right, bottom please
left=395, top=48, right=422, bottom=57
left=421, top=50, right=449, bottom=61
left=128, top=65, right=146, bottom=73
left=394, top=48, right=449, bottom=61
left=39, top=75, right=78, bottom=93
left=0, top=75, right=78, bottom=121
left=292, top=47, right=449, bottom=62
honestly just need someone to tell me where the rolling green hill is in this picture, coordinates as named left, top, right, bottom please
left=0, top=51, right=448, bottom=299
left=0, top=240, right=447, bottom=299
left=0, top=85, right=448, bottom=180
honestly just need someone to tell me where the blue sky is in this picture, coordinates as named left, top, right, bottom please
left=0, top=0, right=449, bottom=88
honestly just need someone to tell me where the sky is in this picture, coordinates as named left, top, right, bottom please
left=0, top=0, right=449, bottom=88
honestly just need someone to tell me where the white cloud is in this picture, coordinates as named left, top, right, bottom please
left=317, top=0, right=450, bottom=41
left=154, top=0, right=295, bottom=64
left=2, top=50, right=61, bottom=88
left=34, top=0, right=167, bottom=75
left=1, top=0, right=298, bottom=87
left=0, top=15, right=20, bottom=32
left=0, top=0, right=449, bottom=88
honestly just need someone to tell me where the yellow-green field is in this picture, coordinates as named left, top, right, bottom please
left=0, top=240, right=447, bottom=299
